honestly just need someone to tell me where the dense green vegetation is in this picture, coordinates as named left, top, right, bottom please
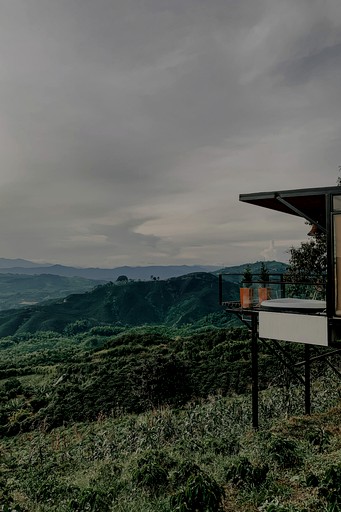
left=0, top=322, right=340, bottom=511
left=0, top=274, right=104, bottom=311
left=0, top=273, right=239, bottom=337
left=0, top=263, right=289, bottom=338
left=0, top=251, right=339, bottom=511
left=0, top=325, right=252, bottom=433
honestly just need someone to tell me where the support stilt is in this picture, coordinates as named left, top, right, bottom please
left=305, top=344, right=311, bottom=415
left=251, top=313, right=259, bottom=429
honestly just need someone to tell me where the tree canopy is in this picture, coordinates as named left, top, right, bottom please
left=286, top=232, right=327, bottom=282
left=116, top=275, right=129, bottom=282
left=285, top=231, right=326, bottom=299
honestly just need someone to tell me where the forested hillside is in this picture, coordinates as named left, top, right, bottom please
left=0, top=274, right=104, bottom=311
left=0, top=273, right=239, bottom=337
left=2, top=257, right=339, bottom=511
left=0, top=324, right=340, bottom=511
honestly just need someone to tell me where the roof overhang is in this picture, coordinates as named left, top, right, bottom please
left=239, top=186, right=341, bottom=229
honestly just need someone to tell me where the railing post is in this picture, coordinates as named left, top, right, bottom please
left=280, top=274, right=286, bottom=298
left=218, top=274, right=223, bottom=305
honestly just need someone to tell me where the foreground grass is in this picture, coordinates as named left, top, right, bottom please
left=1, top=375, right=341, bottom=512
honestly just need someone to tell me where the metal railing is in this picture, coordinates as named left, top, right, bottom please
left=218, top=273, right=326, bottom=309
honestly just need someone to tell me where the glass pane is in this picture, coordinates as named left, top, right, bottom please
left=333, top=195, right=341, bottom=211
left=334, top=214, right=341, bottom=315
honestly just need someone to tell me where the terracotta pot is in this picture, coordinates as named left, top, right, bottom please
left=240, top=288, right=253, bottom=308
left=258, top=287, right=271, bottom=304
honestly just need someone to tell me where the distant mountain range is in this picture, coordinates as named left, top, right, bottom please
left=0, top=258, right=52, bottom=269
left=0, top=258, right=220, bottom=281
left=0, top=260, right=288, bottom=337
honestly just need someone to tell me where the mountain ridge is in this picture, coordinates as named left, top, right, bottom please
left=0, top=258, right=287, bottom=281
left=0, top=272, right=239, bottom=336
left=0, top=258, right=52, bottom=269
left=0, top=262, right=220, bottom=280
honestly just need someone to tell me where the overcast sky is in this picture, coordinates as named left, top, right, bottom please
left=0, top=0, right=340, bottom=268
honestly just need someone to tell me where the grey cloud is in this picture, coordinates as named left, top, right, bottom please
left=0, top=0, right=340, bottom=266
left=275, top=42, right=341, bottom=86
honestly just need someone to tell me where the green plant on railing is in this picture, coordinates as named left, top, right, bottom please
left=260, top=262, right=270, bottom=287
left=242, top=266, right=253, bottom=288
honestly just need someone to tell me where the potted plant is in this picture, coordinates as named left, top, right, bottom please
left=240, top=265, right=253, bottom=308
left=258, top=262, right=271, bottom=304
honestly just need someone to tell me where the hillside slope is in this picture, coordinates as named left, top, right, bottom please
left=0, top=272, right=239, bottom=336
left=0, top=273, right=103, bottom=310
left=0, top=322, right=340, bottom=512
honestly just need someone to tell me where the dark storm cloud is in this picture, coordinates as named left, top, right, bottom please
left=0, top=0, right=340, bottom=266
left=275, top=42, right=341, bottom=86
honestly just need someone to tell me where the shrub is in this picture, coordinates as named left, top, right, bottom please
left=204, top=435, right=240, bottom=456
left=89, top=325, right=122, bottom=336
left=266, top=436, right=303, bottom=468
left=131, top=449, right=175, bottom=495
left=64, top=320, right=93, bottom=336
left=305, top=426, right=331, bottom=453
left=67, top=488, right=113, bottom=512
left=4, top=378, right=23, bottom=398
left=172, top=462, right=201, bottom=487
left=170, top=464, right=224, bottom=512
left=225, top=457, right=269, bottom=488
left=88, top=463, right=124, bottom=498
left=306, top=465, right=341, bottom=510
left=0, top=477, right=25, bottom=511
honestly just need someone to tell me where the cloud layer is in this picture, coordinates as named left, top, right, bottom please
left=0, top=0, right=340, bottom=266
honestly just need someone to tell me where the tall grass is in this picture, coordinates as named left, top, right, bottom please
left=1, top=372, right=341, bottom=511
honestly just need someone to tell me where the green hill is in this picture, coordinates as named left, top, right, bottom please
left=0, top=323, right=340, bottom=512
left=0, top=273, right=104, bottom=310
left=0, top=272, right=239, bottom=336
